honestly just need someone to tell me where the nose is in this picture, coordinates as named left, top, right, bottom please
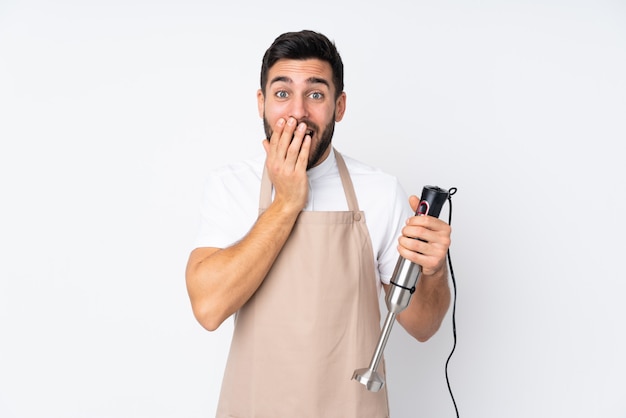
left=289, top=95, right=309, bottom=121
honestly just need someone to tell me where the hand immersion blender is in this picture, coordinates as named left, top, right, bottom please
left=352, top=185, right=450, bottom=392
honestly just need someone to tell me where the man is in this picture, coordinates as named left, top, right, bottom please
left=186, top=30, right=451, bottom=417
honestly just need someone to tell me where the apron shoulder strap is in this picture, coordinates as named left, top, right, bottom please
left=334, top=149, right=360, bottom=212
left=259, top=165, right=272, bottom=213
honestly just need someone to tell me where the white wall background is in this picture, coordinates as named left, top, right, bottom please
left=1, top=0, right=625, bottom=417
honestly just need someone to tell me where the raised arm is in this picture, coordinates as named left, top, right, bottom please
left=186, top=117, right=311, bottom=331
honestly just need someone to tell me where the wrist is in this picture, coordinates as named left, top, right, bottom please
left=421, top=264, right=448, bottom=282
left=269, top=197, right=304, bottom=219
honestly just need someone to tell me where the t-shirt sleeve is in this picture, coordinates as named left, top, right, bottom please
left=377, top=179, right=414, bottom=284
left=193, top=167, right=259, bottom=249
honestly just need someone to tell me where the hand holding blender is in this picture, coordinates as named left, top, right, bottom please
left=352, top=186, right=450, bottom=392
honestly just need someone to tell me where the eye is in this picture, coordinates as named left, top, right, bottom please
left=309, top=91, right=324, bottom=100
left=275, top=90, right=289, bottom=99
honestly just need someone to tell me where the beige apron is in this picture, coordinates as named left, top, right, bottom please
left=216, top=151, right=389, bottom=418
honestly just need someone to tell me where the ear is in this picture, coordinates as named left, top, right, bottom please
left=257, top=89, right=265, bottom=118
left=334, top=92, right=347, bottom=122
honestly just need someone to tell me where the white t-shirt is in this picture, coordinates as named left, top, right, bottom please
left=194, top=148, right=413, bottom=293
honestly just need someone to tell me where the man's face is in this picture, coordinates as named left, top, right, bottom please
left=258, top=58, right=346, bottom=169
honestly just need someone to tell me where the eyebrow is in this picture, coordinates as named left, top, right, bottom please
left=269, top=76, right=330, bottom=88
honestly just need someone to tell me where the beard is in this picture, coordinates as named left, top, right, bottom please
left=263, top=115, right=336, bottom=170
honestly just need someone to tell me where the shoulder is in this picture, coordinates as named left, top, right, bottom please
left=205, top=154, right=265, bottom=182
left=339, top=151, right=412, bottom=219
left=195, top=154, right=265, bottom=249
left=340, top=153, right=405, bottom=196
left=202, top=154, right=265, bottom=195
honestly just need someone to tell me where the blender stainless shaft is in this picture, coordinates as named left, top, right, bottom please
left=352, top=186, right=449, bottom=392
left=351, top=310, right=398, bottom=392
left=352, top=257, right=423, bottom=391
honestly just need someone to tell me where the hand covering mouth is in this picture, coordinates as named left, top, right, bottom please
left=306, top=129, right=314, bottom=137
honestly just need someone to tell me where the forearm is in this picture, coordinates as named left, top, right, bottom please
left=396, top=264, right=451, bottom=342
left=186, top=200, right=300, bottom=331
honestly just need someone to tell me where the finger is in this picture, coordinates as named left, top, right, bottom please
left=295, top=133, right=311, bottom=170
left=403, top=224, right=432, bottom=243
left=409, top=195, right=420, bottom=213
left=277, top=117, right=298, bottom=157
left=267, top=117, right=287, bottom=157
left=397, top=239, right=438, bottom=269
left=269, top=118, right=286, bottom=144
left=404, top=219, right=451, bottom=243
left=398, top=235, right=449, bottom=269
left=406, top=213, right=445, bottom=229
left=399, top=232, right=444, bottom=254
left=285, top=122, right=307, bottom=165
left=398, top=246, right=445, bottom=275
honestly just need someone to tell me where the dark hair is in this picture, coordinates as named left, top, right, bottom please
left=260, top=30, right=344, bottom=99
